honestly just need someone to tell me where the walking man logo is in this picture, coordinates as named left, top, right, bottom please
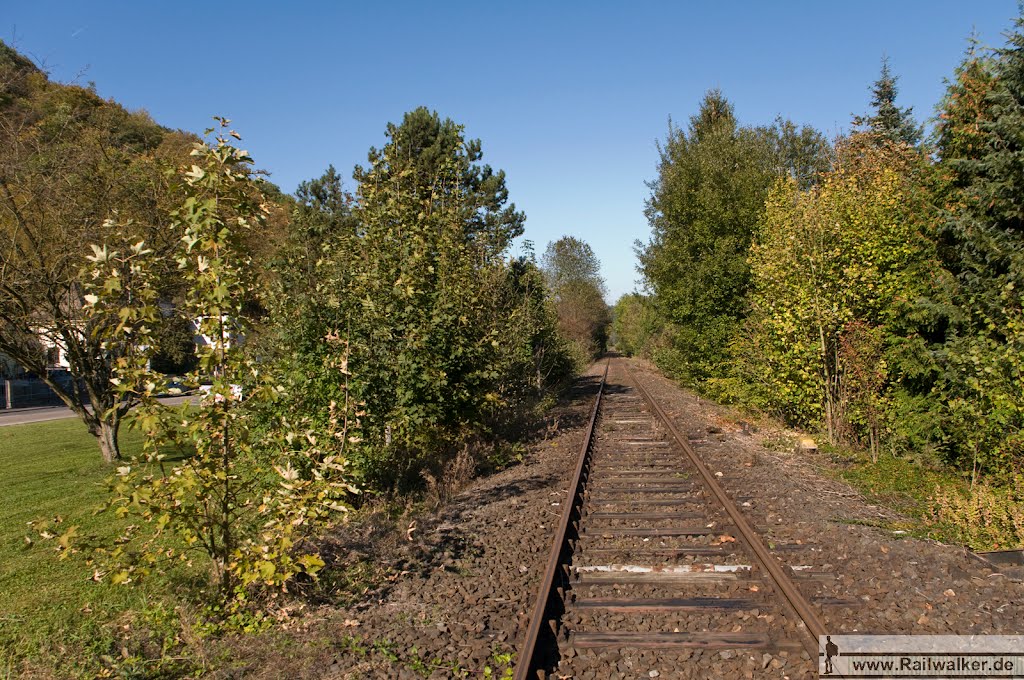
left=822, top=635, right=840, bottom=675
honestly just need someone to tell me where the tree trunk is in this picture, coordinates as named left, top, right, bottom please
left=96, top=419, right=121, bottom=463
left=817, top=321, right=836, bottom=445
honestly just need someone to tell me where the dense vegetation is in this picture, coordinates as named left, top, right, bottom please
left=0, top=41, right=608, bottom=675
left=258, top=107, right=576, bottom=492
left=541, top=236, right=611, bottom=364
left=621, top=14, right=1024, bottom=545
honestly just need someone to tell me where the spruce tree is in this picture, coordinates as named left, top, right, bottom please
left=853, top=58, right=923, bottom=146
left=936, top=16, right=1024, bottom=475
left=947, top=22, right=1024, bottom=325
left=935, top=40, right=996, bottom=171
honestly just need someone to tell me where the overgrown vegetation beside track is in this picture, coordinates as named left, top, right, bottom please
left=786, top=436, right=1024, bottom=552
left=0, top=40, right=611, bottom=676
left=619, top=13, right=1024, bottom=549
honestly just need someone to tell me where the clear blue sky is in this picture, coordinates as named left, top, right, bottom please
left=5, top=1, right=1019, bottom=302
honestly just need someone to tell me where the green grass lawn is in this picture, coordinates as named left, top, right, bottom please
left=0, top=420, right=192, bottom=677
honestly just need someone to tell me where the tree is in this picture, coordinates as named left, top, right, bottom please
left=261, top=108, right=539, bottom=490
left=637, top=90, right=780, bottom=385
left=764, top=116, right=832, bottom=190
left=349, top=110, right=525, bottom=463
left=611, top=293, right=662, bottom=357
left=285, top=165, right=355, bottom=286
left=933, top=17, right=1024, bottom=476
left=499, top=253, right=574, bottom=394
left=935, top=39, right=996, bottom=171
left=853, top=57, right=923, bottom=147
left=70, top=121, right=358, bottom=598
left=353, top=107, right=525, bottom=258
left=0, top=44, right=191, bottom=462
left=541, top=237, right=610, bottom=361
left=873, top=40, right=999, bottom=465
left=541, top=236, right=605, bottom=294
left=258, top=164, right=357, bottom=368
left=736, top=136, right=935, bottom=446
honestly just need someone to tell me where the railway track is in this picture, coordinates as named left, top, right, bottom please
left=514, top=357, right=825, bottom=679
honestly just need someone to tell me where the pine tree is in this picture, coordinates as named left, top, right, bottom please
left=853, top=58, right=923, bottom=146
left=353, top=107, right=524, bottom=259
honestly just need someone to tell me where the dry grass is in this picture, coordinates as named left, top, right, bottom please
left=422, top=445, right=477, bottom=508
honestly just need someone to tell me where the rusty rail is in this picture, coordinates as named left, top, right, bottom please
left=625, top=362, right=826, bottom=656
left=514, top=358, right=826, bottom=677
left=514, top=362, right=607, bottom=680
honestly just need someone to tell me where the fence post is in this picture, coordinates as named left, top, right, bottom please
left=4, top=379, right=11, bottom=410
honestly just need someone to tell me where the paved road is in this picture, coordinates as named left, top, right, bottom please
left=0, top=395, right=194, bottom=427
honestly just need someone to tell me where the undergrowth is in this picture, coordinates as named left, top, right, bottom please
left=821, top=443, right=1024, bottom=551
left=930, top=477, right=1024, bottom=551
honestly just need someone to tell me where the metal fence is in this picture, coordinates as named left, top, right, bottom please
left=1, top=379, right=67, bottom=409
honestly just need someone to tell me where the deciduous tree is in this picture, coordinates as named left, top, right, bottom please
left=0, top=44, right=190, bottom=462
left=637, top=91, right=780, bottom=385
left=737, top=136, right=935, bottom=446
left=262, top=108, right=552, bottom=490
left=541, top=236, right=610, bottom=361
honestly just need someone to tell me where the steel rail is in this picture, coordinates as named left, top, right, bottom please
left=625, top=361, right=826, bottom=657
left=514, top=361, right=608, bottom=680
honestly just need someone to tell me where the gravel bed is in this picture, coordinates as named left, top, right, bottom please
left=555, top=361, right=814, bottom=679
